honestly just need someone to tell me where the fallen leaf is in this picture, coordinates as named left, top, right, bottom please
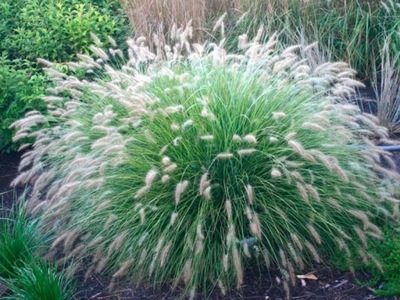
left=296, top=274, right=318, bottom=280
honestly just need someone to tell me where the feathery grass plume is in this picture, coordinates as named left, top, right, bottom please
left=216, top=152, right=234, bottom=159
left=271, top=167, right=282, bottom=178
left=237, top=148, right=257, bottom=156
left=243, top=134, right=257, bottom=144
left=164, top=163, right=178, bottom=174
left=232, top=134, right=242, bottom=142
left=175, top=180, right=190, bottom=205
left=11, top=26, right=400, bottom=299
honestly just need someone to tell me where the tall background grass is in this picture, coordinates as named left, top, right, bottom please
left=119, top=0, right=400, bottom=80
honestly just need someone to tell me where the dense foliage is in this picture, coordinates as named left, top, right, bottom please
left=0, top=59, right=47, bottom=152
left=0, top=0, right=130, bottom=152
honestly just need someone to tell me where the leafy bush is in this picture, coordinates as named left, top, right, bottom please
left=0, top=58, right=47, bottom=152
left=0, top=0, right=130, bottom=64
left=11, top=31, right=400, bottom=298
left=0, top=0, right=131, bottom=152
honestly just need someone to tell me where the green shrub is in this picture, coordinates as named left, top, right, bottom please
left=0, top=0, right=130, bottom=64
left=0, top=0, right=130, bottom=152
left=11, top=32, right=400, bottom=298
left=0, top=58, right=47, bottom=152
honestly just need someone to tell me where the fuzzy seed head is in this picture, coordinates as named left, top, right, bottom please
left=232, top=247, right=243, bottom=288
left=354, top=226, right=368, bottom=248
left=104, top=214, right=117, bottom=230
left=112, top=259, right=134, bottom=279
left=243, top=243, right=251, bottom=258
left=232, top=134, right=242, bottom=142
left=243, top=134, right=257, bottom=144
left=307, top=224, right=322, bottom=244
left=271, top=167, right=282, bottom=178
left=288, top=140, right=305, bottom=156
left=245, top=184, right=254, bottom=204
left=349, top=210, right=370, bottom=229
left=225, top=200, right=232, bottom=220
left=305, top=241, right=321, bottom=263
left=162, top=156, right=171, bottom=166
left=182, top=119, right=193, bottom=129
left=164, top=163, right=178, bottom=174
left=296, top=182, right=309, bottom=203
left=175, top=180, right=189, bottom=205
left=269, top=136, right=278, bottom=143
left=134, top=185, right=150, bottom=199
left=237, top=148, right=257, bottom=156
left=203, top=186, right=212, bottom=200
left=200, top=134, right=214, bottom=141
left=160, top=242, right=172, bottom=267
left=290, top=233, right=303, bottom=251
left=305, top=184, right=320, bottom=202
left=145, top=169, right=158, bottom=187
left=272, top=111, right=286, bottom=119
left=170, top=212, right=178, bottom=226
left=161, top=174, right=170, bottom=183
left=170, top=123, right=180, bottom=131
left=223, top=253, right=229, bottom=272
left=183, top=260, right=192, bottom=284
left=139, top=207, right=145, bottom=224
left=199, top=172, right=209, bottom=194
left=332, top=165, right=349, bottom=182
left=262, top=249, right=271, bottom=268
left=217, top=152, right=234, bottom=159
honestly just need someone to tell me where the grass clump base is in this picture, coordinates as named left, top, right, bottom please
left=0, top=205, right=73, bottom=299
left=11, top=28, right=400, bottom=298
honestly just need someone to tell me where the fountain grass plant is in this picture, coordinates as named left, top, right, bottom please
left=10, top=28, right=400, bottom=298
left=0, top=207, right=43, bottom=280
left=0, top=205, right=73, bottom=300
left=1, top=263, right=73, bottom=300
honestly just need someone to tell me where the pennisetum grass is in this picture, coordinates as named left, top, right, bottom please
left=0, top=204, right=73, bottom=300
left=10, top=24, right=400, bottom=298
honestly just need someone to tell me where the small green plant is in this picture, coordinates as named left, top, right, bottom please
left=0, top=207, right=42, bottom=279
left=0, top=205, right=74, bottom=300
left=332, top=225, right=400, bottom=297
left=1, top=263, right=73, bottom=300
left=11, top=30, right=400, bottom=298
left=363, top=226, right=400, bottom=297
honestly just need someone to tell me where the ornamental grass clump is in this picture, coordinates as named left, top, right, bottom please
left=11, top=28, right=400, bottom=298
